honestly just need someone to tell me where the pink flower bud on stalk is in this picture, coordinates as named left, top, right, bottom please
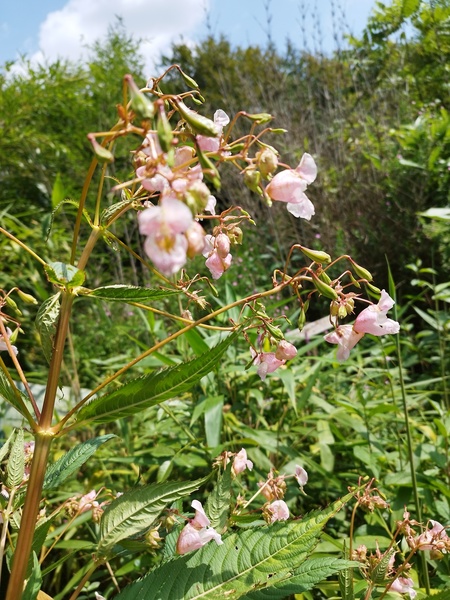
left=176, top=500, right=223, bottom=554
left=275, top=340, right=297, bottom=361
left=203, top=234, right=233, bottom=280
left=233, top=449, right=253, bottom=475
left=256, top=147, right=279, bottom=179
left=324, top=290, right=400, bottom=361
left=294, top=465, right=308, bottom=487
left=265, top=153, right=317, bottom=220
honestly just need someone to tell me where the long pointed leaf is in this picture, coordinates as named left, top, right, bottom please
left=86, top=284, right=180, bottom=302
left=43, top=434, right=116, bottom=490
left=113, top=493, right=352, bottom=600
left=77, top=332, right=238, bottom=424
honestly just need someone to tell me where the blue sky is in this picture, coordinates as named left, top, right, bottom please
left=0, top=0, right=379, bottom=73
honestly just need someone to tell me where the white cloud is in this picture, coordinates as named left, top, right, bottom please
left=33, top=0, right=209, bottom=75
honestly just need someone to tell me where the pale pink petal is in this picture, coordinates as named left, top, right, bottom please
left=390, top=577, right=416, bottom=599
left=202, top=234, right=215, bottom=257
left=233, top=449, right=253, bottom=475
left=295, top=153, right=317, bottom=184
left=214, top=109, right=230, bottom=128
left=196, top=136, right=220, bottom=153
left=324, top=325, right=364, bottom=361
left=275, top=341, right=297, bottom=360
left=143, top=234, right=188, bottom=275
left=268, top=500, right=290, bottom=523
left=295, top=465, right=308, bottom=487
left=266, top=170, right=307, bottom=203
left=378, top=289, right=395, bottom=312
left=286, top=196, right=315, bottom=220
left=205, top=195, right=217, bottom=215
left=191, top=500, right=210, bottom=528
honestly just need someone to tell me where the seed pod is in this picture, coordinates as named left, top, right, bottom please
left=175, top=100, right=220, bottom=137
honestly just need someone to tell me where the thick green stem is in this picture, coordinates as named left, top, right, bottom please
left=5, top=293, right=74, bottom=600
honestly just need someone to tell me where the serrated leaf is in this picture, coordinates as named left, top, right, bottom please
left=112, top=493, right=353, bottom=600
left=371, top=548, right=396, bottom=584
left=0, top=430, right=15, bottom=462
left=205, top=463, right=232, bottom=533
left=97, top=477, right=208, bottom=557
left=339, top=567, right=355, bottom=600
left=242, top=558, right=358, bottom=600
left=35, top=293, right=61, bottom=364
left=22, top=553, right=42, bottom=600
left=0, top=371, right=30, bottom=418
left=43, top=434, right=116, bottom=490
left=204, top=395, right=223, bottom=448
left=7, top=429, right=25, bottom=488
left=46, top=198, right=92, bottom=240
left=51, top=173, right=65, bottom=208
left=77, top=332, right=238, bottom=424
left=86, top=284, right=180, bottom=303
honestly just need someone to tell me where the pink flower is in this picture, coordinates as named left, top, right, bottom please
left=139, top=197, right=193, bottom=275
left=267, top=500, right=290, bottom=523
left=414, top=520, right=450, bottom=551
left=265, top=153, right=317, bottom=220
left=354, top=290, right=400, bottom=336
left=233, top=449, right=253, bottom=475
left=275, top=340, right=297, bottom=361
left=176, top=500, right=223, bottom=554
left=294, top=465, right=308, bottom=487
left=196, top=109, right=230, bottom=152
left=251, top=349, right=285, bottom=380
left=324, top=325, right=364, bottom=362
left=203, top=234, right=233, bottom=279
left=390, top=577, right=416, bottom=599
left=0, top=327, right=18, bottom=356
left=78, top=490, right=99, bottom=513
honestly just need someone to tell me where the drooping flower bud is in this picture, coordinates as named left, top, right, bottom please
left=275, top=341, right=297, bottom=361
left=215, top=233, right=230, bottom=259
left=244, top=168, right=263, bottom=195
left=87, top=134, right=114, bottom=164
left=256, top=147, right=279, bottom=179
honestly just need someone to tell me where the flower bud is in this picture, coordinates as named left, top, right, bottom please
left=312, top=273, right=339, bottom=300
left=298, top=306, right=307, bottom=332
left=179, top=69, right=199, bottom=89
left=227, top=226, right=243, bottom=245
left=145, top=527, right=163, bottom=549
left=351, top=261, right=373, bottom=281
left=125, top=74, right=155, bottom=120
left=243, top=112, right=273, bottom=124
left=244, top=168, right=263, bottom=195
left=299, top=246, right=332, bottom=264
left=175, top=100, right=220, bottom=137
left=185, top=222, right=206, bottom=258
left=17, top=290, right=38, bottom=305
left=87, top=134, right=114, bottom=164
left=185, top=180, right=211, bottom=214
left=215, top=233, right=230, bottom=259
left=256, top=147, right=279, bottom=179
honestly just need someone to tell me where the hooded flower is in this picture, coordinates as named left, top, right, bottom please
left=203, top=233, right=233, bottom=280
left=390, top=577, right=416, bottom=599
left=294, top=465, right=308, bottom=487
left=250, top=349, right=285, bottom=380
left=265, top=153, right=317, bottom=220
left=275, top=340, right=297, bottom=361
left=233, top=448, right=253, bottom=475
left=139, top=197, right=193, bottom=275
left=196, top=109, right=230, bottom=153
left=176, top=500, right=223, bottom=554
left=354, top=290, right=400, bottom=336
left=266, top=500, right=290, bottom=523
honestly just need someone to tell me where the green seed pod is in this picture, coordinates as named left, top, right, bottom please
left=299, top=246, right=332, bottom=264
left=125, top=74, right=155, bottom=120
left=17, top=290, right=38, bottom=305
left=351, top=261, right=373, bottom=281
left=87, top=135, right=114, bottom=164
left=175, top=100, right=219, bottom=137
left=156, top=103, right=173, bottom=153
left=244, top=112, right=273, bottom=124
left=312, top=274, right=339, bottom=300
left=318, top=270, right=332, bottom=284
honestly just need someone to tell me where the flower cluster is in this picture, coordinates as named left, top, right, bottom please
left=251, top=340, right=297, bottom=380
left=400, top=510, right=450, bottom=557
left=324, top=290, right=400, bottom=361
left=259, top=465, right=308, bottom=524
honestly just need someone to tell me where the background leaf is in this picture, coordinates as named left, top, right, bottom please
left=35, top=293, right=61, bottom=364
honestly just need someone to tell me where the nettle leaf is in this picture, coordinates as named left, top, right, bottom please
left=77, top=332, right=238, bottom=424
left=43, top=434, right=116, bottom=490
left=0, top=371, right=30, bottom=417
left=241, top=558, right=358, bottom=600
left=113, top=493, right=353, bottom=600
left=7, top=429, right=25, bottom=488
left=86, top=284, right=180, bottom=303
left=22, top=553, right=42, bottom=600
left=35, top=293, right=61, bottom=364
left=97, top=477, right=208, bottom=557
left=205, top=463, right=232, bottom=533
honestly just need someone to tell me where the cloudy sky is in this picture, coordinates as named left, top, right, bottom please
left=1, top=0, right=378, bottom=75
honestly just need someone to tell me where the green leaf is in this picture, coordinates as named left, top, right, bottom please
left=43, top=434, right=116, bottom=490
left=51, top=172, right=65, bottom=208
left=35, top=293, right=61, bottom=364
left=0, top=371, right=30, bottom=417
left=204, top=395, right=223, bottom=448
left=0, top=430, right=15, bottom=462
left=45, top=261, right=85, bottom=288
left=22, top=553, right=42, bottom=600
left=401, top=0, right=420, bottom=18
left=7, top=429, right=25, bottom=488
left=339, top=567, right=355, bottom=600
left=97, top=477, right=208, bottom=557
left=86, top=284, right=180, bottom=303
left=242, top=558, right=358, bottom=600
left=101, top=197, right=133, bottom=225
left=112, top=493, right=353, bottom=600
left=205, top=463, right=232, bottom=533
left=77, top=332, right=238, bottom=424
